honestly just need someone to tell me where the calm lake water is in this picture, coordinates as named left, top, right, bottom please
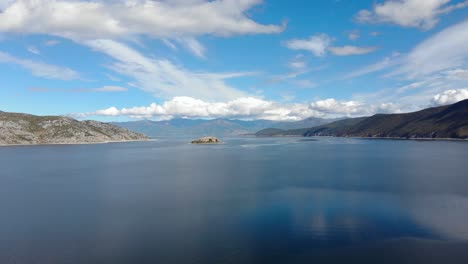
left=1, top=137, right=468, bottom=264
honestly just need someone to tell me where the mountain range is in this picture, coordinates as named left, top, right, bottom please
left=0, top=111, right=148, bottom=145
left=256, top=99, right=468, bottom=139
left=113, top=117, right=338, bottom=137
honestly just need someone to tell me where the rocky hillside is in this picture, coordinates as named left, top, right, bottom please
left=0, top=111, right=148, bottom=145
left=113, top=117, right=338, bottom=137
left=256, top=99, right=468, bottom=139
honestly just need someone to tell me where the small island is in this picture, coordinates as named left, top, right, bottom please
left=191, top=136, right=221, bottom=144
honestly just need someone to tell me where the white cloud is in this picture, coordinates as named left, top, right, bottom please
left=0, top=0, right=284, bottom=40
left=347, top=19, right=468, bottom=80
left=0, top=0, right=284, bottom=59
left=44, top=40, right=60, bottom=46
left=431, top=88, right=468, bottom=105
left=390, top=19, right=468, bottom=78
left=26, top=45, right=40, bottom=55
left=0, top=1, right=282, bottom=92
left=288, top=54, right=308, bottom=70
left=309, top=98, right=400, bottom=116
left=286, top=34, right=378, bottom=57
left=289, top=60, right=307, bottom=70
left=93, top=86, right=128, bottom=92
left=329, top=46, right=378, bottom=56
left=0, top=50, right=79, bottom=80
left=0, top=0, right=13, bottom=10
left=28, top=85, right=128, bottom=93
left=344, top=52, right=402, bottom=79
left=285, top=34, right=332, bottom=57
left=76, top=96, right=407, bottom=120
left=175, top=38, right=206, bottom=59
left=84, top=39, right=251, bottom=100
left=444, top=68, right=468, bottom=80
left=310, top=98, right=362, bottom=115
left=76, top=96, right=323, bottom=121
left=356, top=0, right=468, bottom=30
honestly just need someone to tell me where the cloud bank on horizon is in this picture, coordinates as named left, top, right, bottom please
left=0, top=0, right=468, bottom=121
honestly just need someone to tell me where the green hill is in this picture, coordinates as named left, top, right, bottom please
left=255, top=99, right=468, bottom=139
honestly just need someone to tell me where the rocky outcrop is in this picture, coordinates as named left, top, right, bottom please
left=191, top=136, right=221, bottom=144
left=0, top=111, right=149, bottom=145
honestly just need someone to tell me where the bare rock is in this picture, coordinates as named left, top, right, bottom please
left=191, top=136, right=221, bottom=144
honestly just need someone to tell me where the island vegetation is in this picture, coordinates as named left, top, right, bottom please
left=191, top=136, right=221, bottom=144
left=256, top=99, right=468, bottom=140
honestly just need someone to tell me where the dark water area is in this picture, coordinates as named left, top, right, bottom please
left=1, top=137, right=468, bottom=263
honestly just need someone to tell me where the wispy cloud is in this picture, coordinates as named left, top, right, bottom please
left=343, top=52, right=402, bottom=79
left=175, top=38, right=206, bottom=59
left=389, top=19, right=468, bottom=78
left=286, top=33, right=378, bottom=57
left=346, top=17, right=468, bottom=80
left=28, top=86, right=128, bottom=93
left=27, top=45, right=40, bottom=55
left=348, top=30, right=360, bottom=41
left=0, top=51, right=79, bottom=80
left=0, top=0, right=284, bottom=40
left=44, top=40, right=60, bottom=46
left=85, top=39, right=251, bottom=100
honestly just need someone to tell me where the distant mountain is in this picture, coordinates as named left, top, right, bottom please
left=113, top=117, right=338, bottom=137
left=256, top=99, right=468, bottom=139
left=0, top=111, right=148, bottom=145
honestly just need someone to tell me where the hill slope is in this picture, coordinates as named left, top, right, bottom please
left=113, top=117, right=337, bottom=137
left=256, top=99, right=468, bottom=139
left=0, top=111, right=148, bottom=145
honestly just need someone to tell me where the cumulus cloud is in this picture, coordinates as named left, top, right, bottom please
left=355, top=0, right=468, bottom=30
left=286, top=34, right=378, bottom=57
left=431, top=88, right=468, bottom=105
left=76, top=96, right=322, bottom=121
left=309, top=98, right=401, bottom=116
left=0, top=50, right=79, bottom=80
left=329, top=46, right=378, bottom=56
left=84, top=39, right=251, bottom=100
left=0, top=0, right=284, bottom=40
left=75, top=96, right=406, bottom=120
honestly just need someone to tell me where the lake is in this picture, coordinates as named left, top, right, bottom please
left=1, top=137, right=468, bottom=264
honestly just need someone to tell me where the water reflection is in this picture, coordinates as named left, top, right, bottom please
left=0, top=138, right=467, bottom=263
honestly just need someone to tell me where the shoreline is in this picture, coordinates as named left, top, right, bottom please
left=255, top=135, right=468, bottom=142
left=0, top=138, right=153, bottom=147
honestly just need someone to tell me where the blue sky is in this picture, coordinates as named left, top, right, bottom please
left=1, top=0, right=468, bottom=121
